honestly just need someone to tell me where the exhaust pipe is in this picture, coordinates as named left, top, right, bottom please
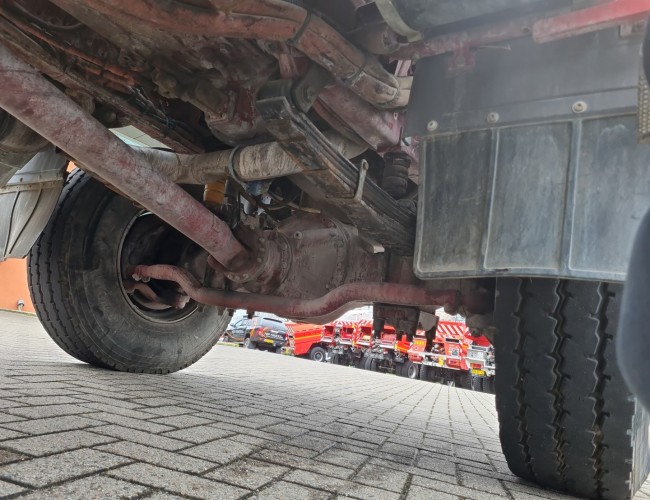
left=133, top=264, right=460, bottom=322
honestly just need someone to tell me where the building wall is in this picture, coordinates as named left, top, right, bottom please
left=0, top=258, right=34, bottom=313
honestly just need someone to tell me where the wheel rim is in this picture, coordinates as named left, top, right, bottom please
left=118, top=211, right=199, bottom=323
left=313, top=351, right=324, bottom=362
left=407, top=364, right=418, bottom=379
left=244, top=338, right=250, bottom=348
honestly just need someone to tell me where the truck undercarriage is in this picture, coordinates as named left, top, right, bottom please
left=1, top=1, right=649, bottom=498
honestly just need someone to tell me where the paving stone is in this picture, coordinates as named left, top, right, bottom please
left=108, top=463, right=247, bottom=499
left=144, top=493, right=190, bottom=500
left=349, top=430, right=387, bottom=445
left=0, top=428, right=26, bottom=441
left=257, top=481, right=330, bottom=500
left=253, top=450, right=354, bottom=480
left=9, top=375, right=78, bottom=383
left=8, top=387, right=81, bottom=398
left=415, top=454, right=457, bottom=476
left=0, top=403, right=24, bottom=412
left=0, top=413, right=24, bottom=424
left=238, top=414, right=285, bottom=429
left=129, top=397, right=179, bottom=407
left=181, top=437, right=254, bottom=464
left=406, top=485, right=460, bottom=500
left=0, top=448, right=26, bottom=465
left=1, top=415, right=103, bottom=435
left=229, top=433, right=270, bottom=447
left=1, top=429, right=116, bottom=456
left=411, top=474, right=508, bottom=500
left=17, top=475, right=149, bottom=499
left=97, top=441, right=215, bottom=474
left=316, top=448, right=369, bottom=469
left=140, top=406, right=195, bottom=417
left=149, top=414, right=214, bottom=428
left=163, top=425, right=235, bottom=444
left=261, top=441, right=321, bottom=459
left=78, top=402, right=157, bottom=419
left=4, top=404, right=93, bottom=419
left=0, top=478, right=26, bottom=496
left=263, top=423, right=308, bottom=438
left=4, top=395, right=82, bottom=406
left=89, top=412, right=175, bottom=433
left=206, top=458, right=288, bottom=490
left=380, top=441, right=418, bottom=459
left=338, top=481, right=402, bottom=500
left=504, top=480, right=579, bottom=500
left=459, top=470, right=509, bottom=496
left=317, top=421, right=359, bottom=437
left=73, top=394, right=143, bottom=408
left=0, top=448, right=130, bottom=487
left=90, top=425, right=189, bottom=451
left=284, top=469, right=352, bottom=493
left=353, top=463, right=409, bottom=493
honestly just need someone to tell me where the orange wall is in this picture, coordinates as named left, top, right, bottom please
left=0, top=258, right=35, bottom=313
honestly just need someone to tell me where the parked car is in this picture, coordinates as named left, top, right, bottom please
left=221, top=318, right=245, bottom=344
left=231, top=316, right=288, bottom=351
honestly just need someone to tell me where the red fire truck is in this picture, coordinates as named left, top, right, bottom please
left=406, top=321, right=469, bottom=387
left=283, top=322, right=328, bottom=362
left=323, top=317, right=494, bottom=390
left=465, top=336, right=495, bottom=393
left=324, top=320, right=364, bottom=367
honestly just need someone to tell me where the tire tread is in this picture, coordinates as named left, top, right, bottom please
left=495, top=278, right=648, bottom=499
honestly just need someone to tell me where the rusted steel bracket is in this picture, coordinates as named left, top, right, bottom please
left=327, top=159, right=368, bottom=203
left=255, top=83, right=415, bottom=254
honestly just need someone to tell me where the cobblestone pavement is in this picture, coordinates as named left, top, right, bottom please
left=1, top=311, right=650, bottom=500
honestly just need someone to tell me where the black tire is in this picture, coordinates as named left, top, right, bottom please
left=309, top=346, right=327, bottom=362
left=330, top=353, right=340, bottom=365
left=419, top=364, right=429, bottom=381
left=494, top=278, right=649, bottom=499
left=368, top=357, right=379, bottom=371
left=244, top=337, right=255, bottom=349
left=456, top=371, right=471, bottom=390
left=27, top=170, right=230, bottom=374
left=483, top=377, right=495, bottom=395
left=471, top=375, right=483, bottom=392
left=404, top=361, right=420, bottom=380
left=363, top=355, right=373, bottom=370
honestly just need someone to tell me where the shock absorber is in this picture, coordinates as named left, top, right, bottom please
left=381, top=152, right=410, bottom=199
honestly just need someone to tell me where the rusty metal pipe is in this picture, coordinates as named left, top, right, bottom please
left=133, top=264, right=459, bottom=320
left=0, top=44, right=250, bottom=271
left=135, top=131, right=366, bottom=184
left=68, top=0, right=410, bottom=108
